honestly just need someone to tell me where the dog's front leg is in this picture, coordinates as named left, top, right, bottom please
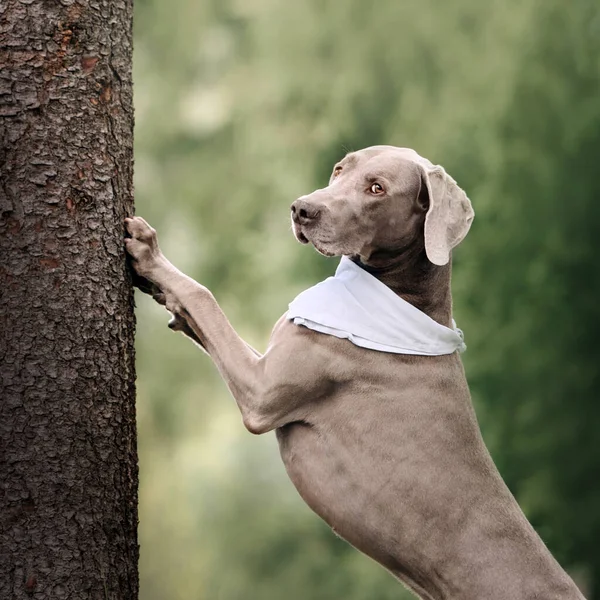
left=125, top=216, right=311, bottom=433
left=166, top=302, right=261, bottom=357
left=127, top=259, right=209, bottom=349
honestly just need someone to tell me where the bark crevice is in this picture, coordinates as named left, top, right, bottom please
left=0, top=1, right=138, bottom=598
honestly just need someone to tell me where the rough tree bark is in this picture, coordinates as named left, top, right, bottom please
left=0, top=1, right=137, bottom=599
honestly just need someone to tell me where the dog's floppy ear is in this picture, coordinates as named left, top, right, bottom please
left=419, top=166, right=474, bottom=266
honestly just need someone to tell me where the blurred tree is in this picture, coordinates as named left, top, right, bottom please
left=132, top=0, right=599, bottom=598
left=458, top=1, right=600, bottom=596
left=0, top=1, right=138, bottom=598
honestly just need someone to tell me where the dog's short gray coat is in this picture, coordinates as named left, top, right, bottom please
left=125, top=146, right=584, bottom=600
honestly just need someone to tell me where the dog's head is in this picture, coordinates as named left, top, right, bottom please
left=291, top=146, right=474, bottom=266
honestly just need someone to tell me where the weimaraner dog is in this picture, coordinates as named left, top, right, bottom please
left=125, top=146, right=584, bottom=600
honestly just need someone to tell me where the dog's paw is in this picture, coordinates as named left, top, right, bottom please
left=124, top=216, right=167, bottom=281
left=131, top=270, right=159, bottom=295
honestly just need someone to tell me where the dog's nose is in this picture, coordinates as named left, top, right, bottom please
left=291, top=199, right=321, bottom=225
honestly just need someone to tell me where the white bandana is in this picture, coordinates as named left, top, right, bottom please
left=287, top=256, right=466, bottom=356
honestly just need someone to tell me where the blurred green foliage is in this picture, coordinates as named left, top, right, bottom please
left=132, top=0, right=600, bottom=598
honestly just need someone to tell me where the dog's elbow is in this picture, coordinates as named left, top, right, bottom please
left=242, top=410, right=273, bottom=435
left=240, top=379, right=288, bottom=435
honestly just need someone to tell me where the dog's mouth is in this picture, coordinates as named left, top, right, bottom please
left=293, top=223, right=338, bottom=257
left=292, top=222, right=310, bottom=245
left=297, top=230, right=309, bottom=244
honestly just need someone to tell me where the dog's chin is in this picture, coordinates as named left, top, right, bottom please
left=310, top=239, right=339, bottom=258
left=293, top=225, right=339, bottom=257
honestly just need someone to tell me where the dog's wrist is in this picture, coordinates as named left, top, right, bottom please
left=147, top=255, right=177, bottom=287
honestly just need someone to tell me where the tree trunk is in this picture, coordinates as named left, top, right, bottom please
left=0, top=1, right=137, bottom=599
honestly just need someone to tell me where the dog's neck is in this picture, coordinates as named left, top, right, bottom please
left=352, top=245, right=452, bottom=327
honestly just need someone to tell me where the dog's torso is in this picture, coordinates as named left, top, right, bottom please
left=272, top=318, right=582, bottom=600
left=126, top=144, right=585, bottom=600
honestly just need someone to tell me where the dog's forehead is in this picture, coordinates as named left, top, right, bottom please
left=341, top=146, right=434, bottom=173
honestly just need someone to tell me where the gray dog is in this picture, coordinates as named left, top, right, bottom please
left=125, top=146, right=584, bottom=600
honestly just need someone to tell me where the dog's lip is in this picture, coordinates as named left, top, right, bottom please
left=312, top=241, right=336, bottom=257
left=294, top=227, right=310, bottom=244
left=295, top=227, right=336, bottom=256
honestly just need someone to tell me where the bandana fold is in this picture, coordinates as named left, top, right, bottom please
left=287, top=256, right=466, bottom=356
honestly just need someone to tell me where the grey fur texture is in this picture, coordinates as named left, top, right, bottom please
left=125, top=146, right=584, bottom=600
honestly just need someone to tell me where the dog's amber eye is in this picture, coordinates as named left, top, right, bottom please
left=333, top=166, right=342, bottom=177
left=370, top=183, right=384, bottom=194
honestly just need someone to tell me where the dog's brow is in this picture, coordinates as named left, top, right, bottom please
left=363, top=171, right=390, bottom=183
left=338, top=154, right=358, bottom=169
